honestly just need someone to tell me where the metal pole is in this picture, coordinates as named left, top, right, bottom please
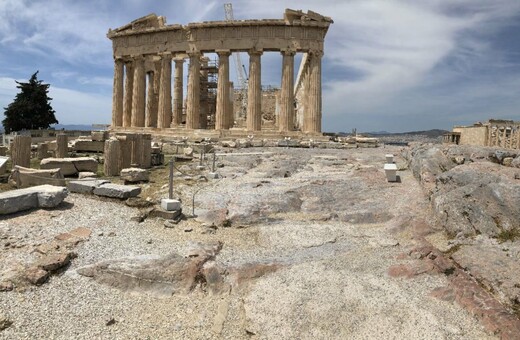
left=212, top=152, right=216, bottom=172
left=169, top=158, right=174, bottom=199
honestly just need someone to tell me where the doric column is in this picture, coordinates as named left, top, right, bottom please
left=247, top=49, right=262, bottom=131
left=112, top=58, right=124, bottom=127
left=186, top=51, right=201, bottom=129
left=278, top=49, right=295, bottom=132
left=199, top=57, right=209, bottom=130
left=215, top=50, right=231, bottom=130
left=172, top=58, right=184, bottom=127
left=123, top=61, right=134, bottom=127
left=303, top=50, right=323, bottom=133
left=145, top=71, right=156, bottom=127
left=227, top=81, right=234, bottom=128
left=157, top=53, right=172, bottom=128
left=131, top=56, right=146, bottom=127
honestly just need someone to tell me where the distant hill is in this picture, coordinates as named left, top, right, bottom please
left=365, top=129, right=448, bottom=138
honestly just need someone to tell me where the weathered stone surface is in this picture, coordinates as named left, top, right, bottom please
left=183, top=147, right=194, bottom=157
left=78, top=171, right=96, bottom=179
left=220, top=140, right=237, bottom=148
left=77, top=242, right=222, bottom=295
left=406, top=144, right=455, bottom=194
left=432, top=162, right=520, bottom=237
left=120, top=167, right=150, bottom=183
left=0, top=156, right=8, bottom=176
left=40, top=157, right=98, bottom=176
left=36, top=253, right=72, bottom=272
left=68, top=179, right=110, bottom=194
left=8, top=165, right=65, bottom=188
left=24, top=267, right=49, bottom=285
left=93, top=183, right=141, bottom=199
left=73, top=140, right=105, bottom=152
left=0, top=185, right=68, bottom=215
left=91, top=130, right=109, bottom=141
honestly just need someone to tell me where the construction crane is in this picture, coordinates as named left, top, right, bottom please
left=224, top=3, right=248, bottom=119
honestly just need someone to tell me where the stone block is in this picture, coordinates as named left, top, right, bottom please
left=40, top=157, right=98, bottom=176
left=384, top=163, right=398, bottom=182
left=91, top=130, right=109, bottom=142
left=385, top=154, right=394, bottom=163
left=93, top=183, right=141, bottom=199
left=149, top=208, right=181, bottom=220
left=0, top=185, right=68, bottom=215
left=78, top=171, right=97, bottom=179
left=73, top=140, right=105, bottom=152
left=151, top=153, right=164, bottom=166
left=68, top=179, right=110, bottom=194
left=120, top=168, right=150, bottom=183
left=0, top=156, right=8, bottom=176
left=161, top=198, right=181, bottom=211
left=0, top=146, right=7, bottom=156
left=9, top=165, right=65, bottom=188
left=208, top=172, right=220, bottom=179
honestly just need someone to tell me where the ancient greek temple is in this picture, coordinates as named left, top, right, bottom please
left=108, top=9, right=333, bottom=137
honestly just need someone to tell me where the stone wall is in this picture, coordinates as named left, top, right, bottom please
left=453, top=126, right=488, bottom=146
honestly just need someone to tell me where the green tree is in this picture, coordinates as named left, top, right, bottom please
left=2, top=71, right=58, bottom=133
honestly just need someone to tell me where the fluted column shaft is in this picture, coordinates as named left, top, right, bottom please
left=172, top=59, right=184, bottom=127
left=112, top=58, right=124, bottom=127
left=157, top=53, right=172, bottom=128
left=145, top=71, right=156, bottom=127
left=304, top=51, right=322, bottom=133
left=123, top=61, right=134, bottom=127
left=131, top=56, right=146, bottom=127
left=186, top=52, right=201, bottom=129
left=227, top=81, right=234, bottom=128
left=215, top=51, right=230, bottom=130
left=247, top=50, right=262, bottom=131
left=279, top=50, right=295, bottom=132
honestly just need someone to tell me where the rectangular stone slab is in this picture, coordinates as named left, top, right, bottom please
left=0, top=185, right=68, bottom=215
left=93, top=183, right=141, bottom=199
left=68, top=179, right=111, bottom=194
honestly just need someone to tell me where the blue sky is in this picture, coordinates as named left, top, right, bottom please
left=1, top=0, right=519, bottom=133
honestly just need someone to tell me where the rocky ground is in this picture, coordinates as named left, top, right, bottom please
left=0, top=144, right=519, bottom=339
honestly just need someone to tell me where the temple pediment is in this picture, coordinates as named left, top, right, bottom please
left=110, top=14, right=166, bottom=35
left=284, top=9, right=333, bottom=24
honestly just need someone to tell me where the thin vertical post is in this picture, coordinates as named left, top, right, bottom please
left=168, top=158, right=174, bottom=199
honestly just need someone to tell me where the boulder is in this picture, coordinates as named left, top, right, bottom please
left=24, top=267, right=49, bottom=285
left=221, top=140, right=237, bottom=148
left=120, top=168, right=150, bottom=183
left=0, top=185, right=68, bottom=215
left=36, top=253, right=72, bottom=272
left=40, top=157, right=98, bottom=176
left=93, top=183, right=141, bottom=199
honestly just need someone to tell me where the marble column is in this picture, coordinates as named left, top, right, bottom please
left=145, top=71, right=157, bottom=127
left=123, top=61, right=134, bottom=127
left=215, top=50, right=231, bottom=130
left=157, top=53, right=172, bottom=128
left=112, top=58, right=124, bottom=127
left=131, top=56, right=146, bottom=127
left=278, top=50, right=295, bottom=132
left=186, top=52, right=201, bottom=129
left=227, top=81, right=234, bottom=128
left=247, top=49, right=262, bottom=131
left=172, top=58, right=184, bottom=127
left=303, top=50, right=322, bottom=133
left=199, top=57, right=209, bottom=130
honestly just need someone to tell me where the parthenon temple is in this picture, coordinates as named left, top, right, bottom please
left=107, top=9, right=333, bottom=138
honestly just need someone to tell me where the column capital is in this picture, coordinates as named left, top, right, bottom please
left=216, top=49, right=231, bottom=57
left=158, top=51, right=172, bottom=57
left=248, top=48, right=263, bottom=56
left=114, top=56, right=124, bottom=62
left=173, top=58, right=185, bottom=64
left=308, top=49, right=323, bottom=58
left=280, top=48, right=296, bottom=56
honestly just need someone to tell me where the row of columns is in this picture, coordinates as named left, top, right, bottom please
left=111, top=49, right=323, bottom=133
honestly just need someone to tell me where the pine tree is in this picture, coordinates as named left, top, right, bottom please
left=2, top=71, right=59, bottom=133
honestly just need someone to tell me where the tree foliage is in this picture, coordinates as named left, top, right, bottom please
left=2, top=71, right=59, bottom=133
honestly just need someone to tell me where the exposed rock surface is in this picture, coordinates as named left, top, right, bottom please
left=0, top=146, right=507, bottom=339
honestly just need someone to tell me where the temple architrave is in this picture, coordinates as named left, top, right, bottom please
left=107, top=9, right=333, bottom=138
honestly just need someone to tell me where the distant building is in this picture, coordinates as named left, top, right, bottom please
left=444, top=119, right=520, bottom=149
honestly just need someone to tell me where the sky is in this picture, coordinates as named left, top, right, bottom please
left=1, top=0, right=520, bottom=133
